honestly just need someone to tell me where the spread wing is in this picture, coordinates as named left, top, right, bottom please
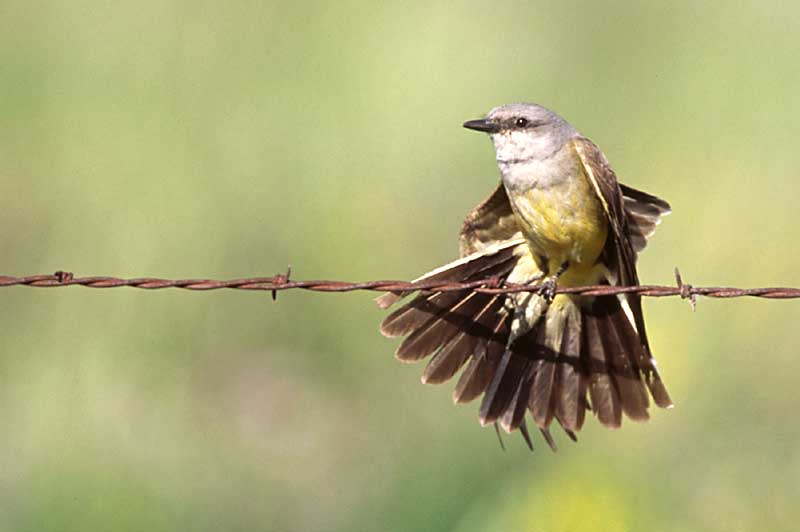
left=572, top=136, right=671, bottom=407
left=571, top=137, right=639, bottom=287
left=459, top=179, right=670, bottom=258
left=459, top=183, right=522, bottom=256
left=620, top=184, right=671, bottom=254
left=375, top=183, right=523, bottom=310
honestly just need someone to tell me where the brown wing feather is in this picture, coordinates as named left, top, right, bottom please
left=620, top=183, right=671, bottom=254
left=421, top=294, right=502, bottom=384
left=380, top=246, right=520, bottom=337
left=376, top=187, right=523, bottom=311
left=572, top=137, right=637, bottom=285
left=459, top=183, right=522, bottom=256
left=572, top=137, right=672, bottom=409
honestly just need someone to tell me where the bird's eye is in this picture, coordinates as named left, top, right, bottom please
left=515, top=117, right=529, bottom=127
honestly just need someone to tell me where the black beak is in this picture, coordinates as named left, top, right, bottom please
left=462, top=118, right=499, bottom=133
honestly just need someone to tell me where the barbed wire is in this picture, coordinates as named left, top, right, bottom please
left=1, top=269, right=799, bottom=307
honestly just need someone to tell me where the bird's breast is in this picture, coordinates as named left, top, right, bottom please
left=502, top=160, right=608, bottom=283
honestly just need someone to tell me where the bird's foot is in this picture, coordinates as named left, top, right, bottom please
left=537, top=275, right=559, bottom=303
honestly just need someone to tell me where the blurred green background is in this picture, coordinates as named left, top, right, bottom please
left=1, top=1, right=799, bottom=531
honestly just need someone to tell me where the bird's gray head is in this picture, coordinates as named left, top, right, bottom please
left=463, top=103, right=576, bottom=164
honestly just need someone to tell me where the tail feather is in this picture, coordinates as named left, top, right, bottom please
left=583, top=307, right=623, bottom=428
left=499, top=369, right=532, bottom=432
left=608, top=303, right=654, bottom=420
left=479, top=323, right=544, bottom=427
left=452, top=317, right=507, bottom=403
left=539, top=427, right=557, bottom=452
left=553, top=310, right=584, bottom=432
left=529, top=359, right=556, bottom=428
left=599, top=313, right=650, bottom=422
left=499, top=324, right=549, bottom=432
left=582, top=294, right=676, bottom=427
left=647, top=374, right=673, bottom=409
left=481, top=316, right=546, bottom=429
left=479, top=348, right=526, bottom=425
left=518, top=421, right=535, bottom=450
left=529, top=307, right=566, bottom=428
left=608, top=297, right=673, bottom=409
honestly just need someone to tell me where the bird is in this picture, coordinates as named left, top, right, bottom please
left=377, top=103, right=672, bottom=451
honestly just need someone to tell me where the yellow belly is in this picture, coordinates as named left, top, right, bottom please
left=507, top=174, right=608, bottom=287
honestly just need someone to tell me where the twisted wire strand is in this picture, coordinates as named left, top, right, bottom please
left=1, top=269, right=799, bottom=303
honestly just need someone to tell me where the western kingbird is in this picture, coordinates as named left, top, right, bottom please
left=377, top=103, right=672, bottom=450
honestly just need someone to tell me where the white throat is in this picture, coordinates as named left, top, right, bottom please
left=491, top=130, right=562, bottom=165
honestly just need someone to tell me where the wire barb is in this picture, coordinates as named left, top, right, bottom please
left=54, top=270, right=74, bottom=283
left=674, top=267, right=697, bottom=311
left=271, top=266, right=291, bottom=301
left=0, top=271, right=799, bottom=301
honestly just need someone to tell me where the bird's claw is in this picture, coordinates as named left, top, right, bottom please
left=537, top=276, right=558, bottom=303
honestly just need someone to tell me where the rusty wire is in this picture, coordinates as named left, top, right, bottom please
left=1, top=269, right=799, bottom=305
